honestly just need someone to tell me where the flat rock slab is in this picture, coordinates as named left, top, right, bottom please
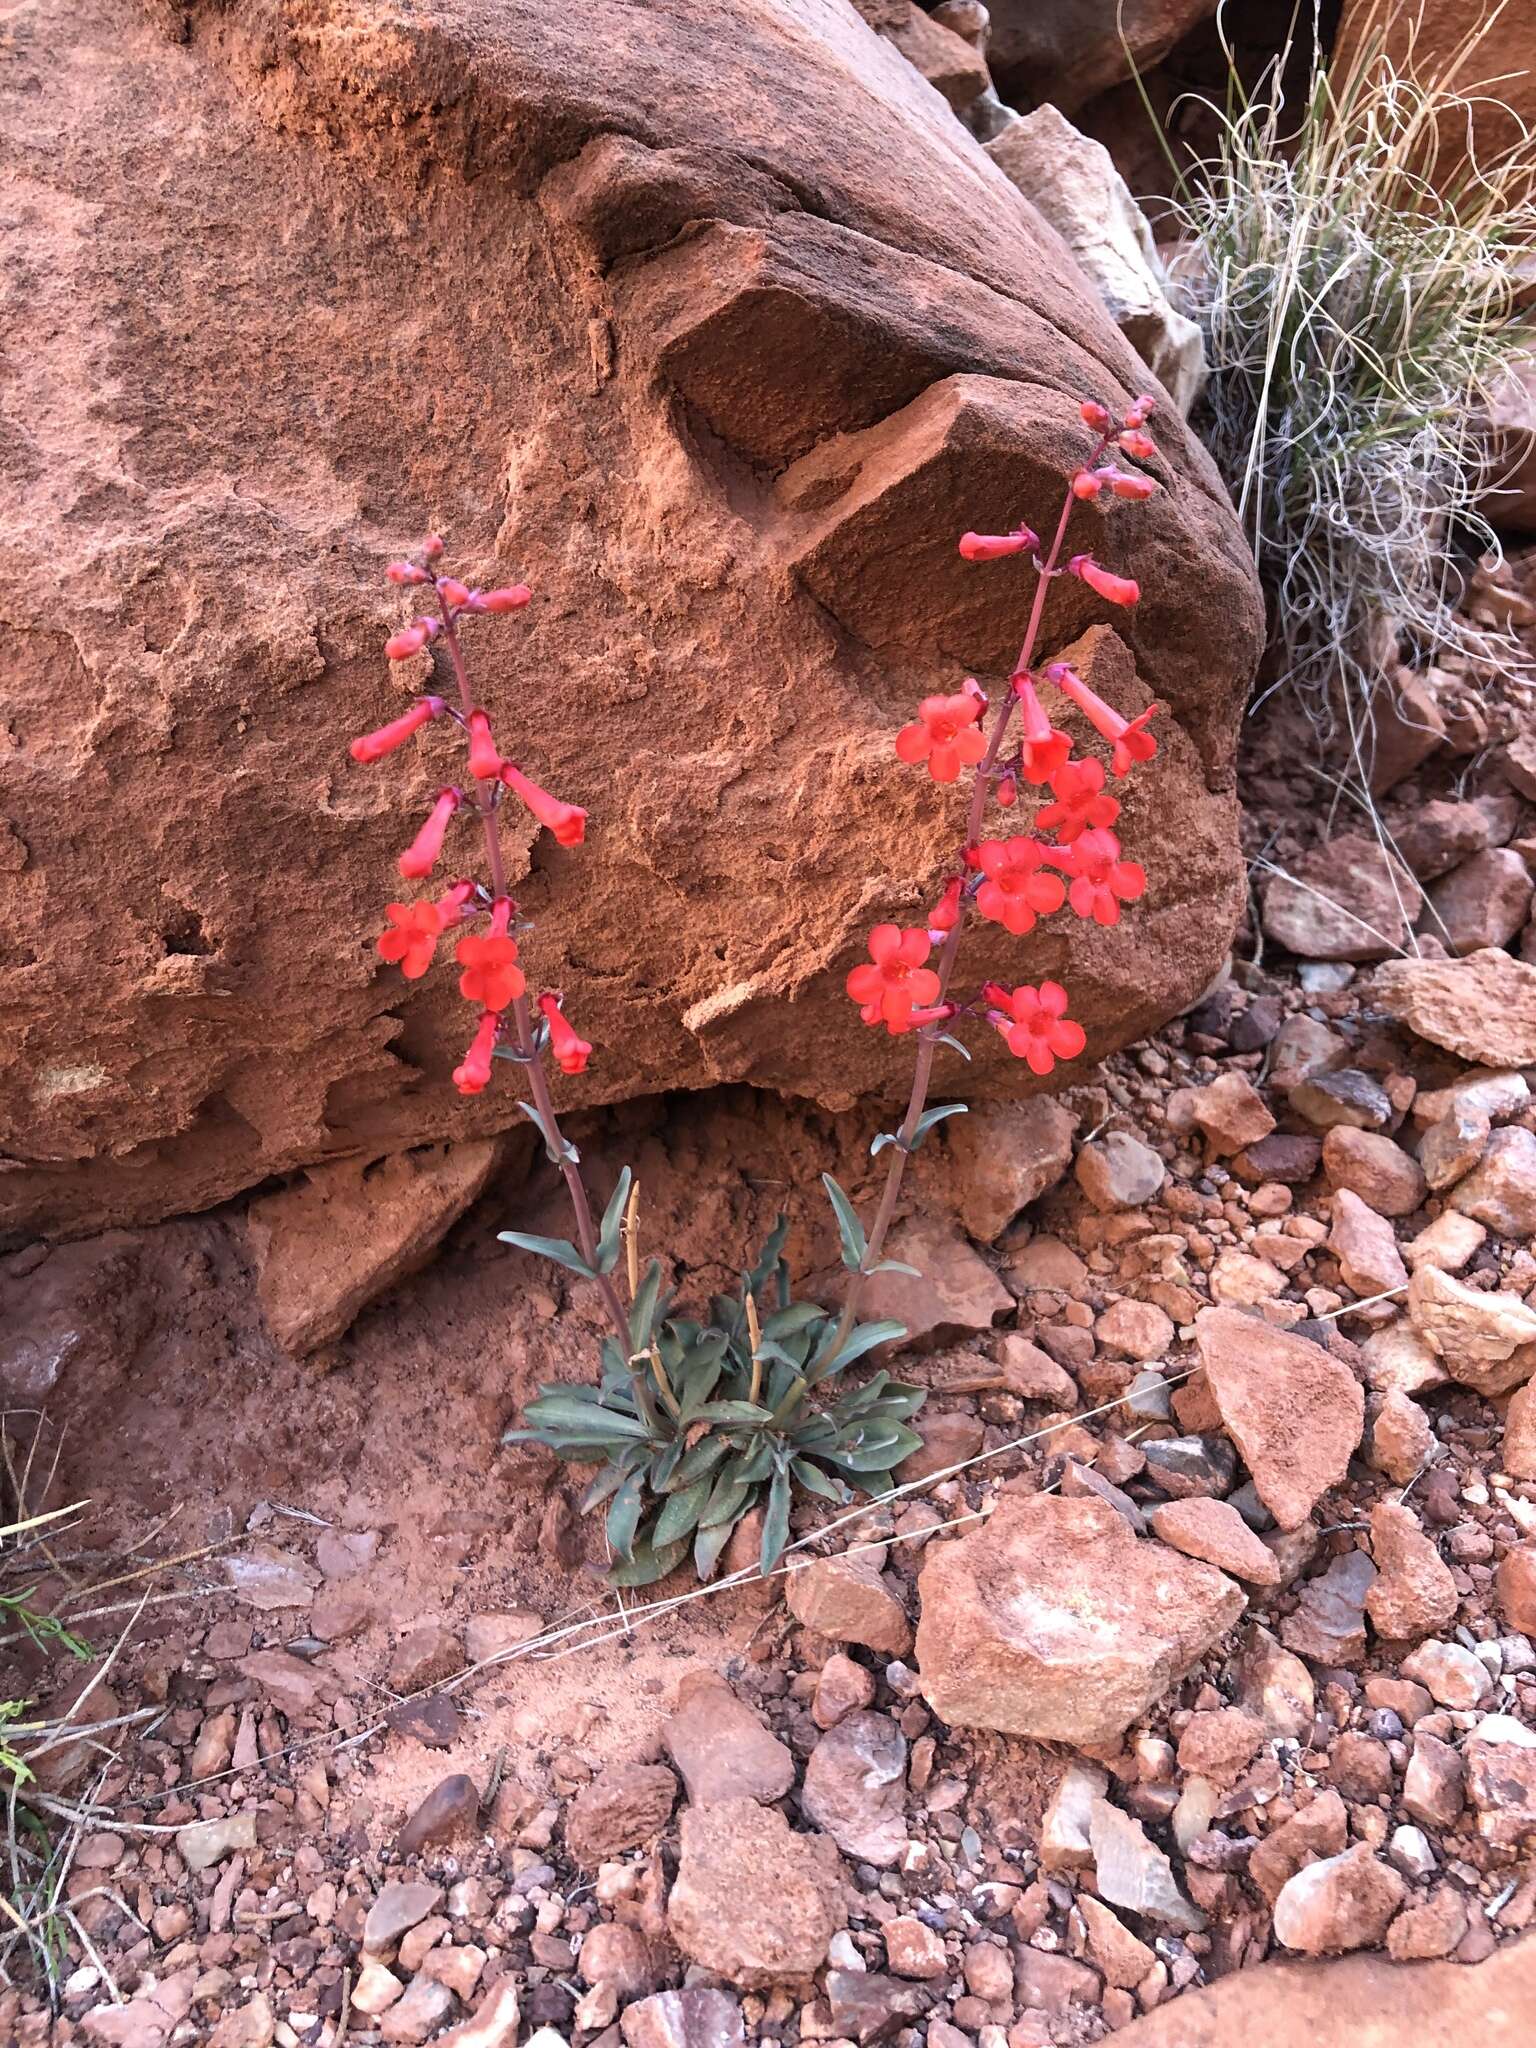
left=1104, top=1935, right=1534, bottom=2047
left=914, top=1493, right=1244, bottom=1744
left=1195, top=1307, right=1364, bottom=1529
left=1374, top=948, right=1536, bottom=1067
left=667, top=1798, right=845, bottom=1989
left=663, top=1672, right=794, bottom=1808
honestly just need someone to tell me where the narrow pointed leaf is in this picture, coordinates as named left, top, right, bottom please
left=910, top=1102, right=967, bottom=1148
left=629, top=1258, right=663, bottom=1351
left=497, top=1230, right=598, bottom=1279
left=606, top=1471, right=646, bottom=1562
left=759, top=1465, right=792, bottom=1573
left=596, top=1166, right=633, bottom=1274
left=822, top=1173, right=867, bottom=1271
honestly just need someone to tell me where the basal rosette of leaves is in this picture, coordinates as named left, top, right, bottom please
left=503, top=1189, right=925, bottom=1585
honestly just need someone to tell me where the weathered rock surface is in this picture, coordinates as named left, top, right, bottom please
left=1364, top=1502, right=1457, bottom=1642
left=986, top=106, right=1204, bottom=412
left=986, top=0, right=1216, bottom=114
left=1271, top=1844, right=1405, bottom=1955
left=1374, top=948, right=1536, bottom=1068
left=667, top=1798, right=845, bottom=1988
left=566, top=1762, right=678, bottom=1866
left=1261, top=836, right=1422, bottom=962
left=1407, top=1263, right=1536, bottom=1397
left=798, top=1710, right=908, bottom=1867
left=914, top=1493, right=1244, bottom=1742
left=1105, top=1939, right=1535, bottom=2046
left=785, top=1548, right=913, bottom=1655
left=1195, top=1308, right=1364, bottom=1529
left=248, top=1141, right=501, bottom=1353
left=0, top=0, right=1262, bottom=1238
left=663, top=1673, right=794, bottom=1809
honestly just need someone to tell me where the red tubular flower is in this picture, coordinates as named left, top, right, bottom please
left=386, top=561, right=428, bottom=586
left=1011, top=670, right=1073, bottom=783
left=958, top=525, right=1039, bottom=561
left=988, top=981, right=1088, bottom=1076
left=1044, top=662, right=1159, bottom=777
left=973, top=836, right=1068, bottom=936
left=376, top=900, right=444, bottom=980
left=480, top=585, right=532, bottom=614
left=1124, top=395, right=1157, bottom=428
left=895, top=692, right=988, bottom=783
left=1064, top=827, right=1147, bottom=926
left=500, top=763, right=587, bottom=847
left=928, top=877, right=963, bottom=934
left=349, top=695, right=444, bottom=764
left=385, top=617, right=441, bottom=661
left=1118, top=429, right=1157, bottom=461
left=1068, top=555, right=1140, bottom=606
left=1081, top=399, right=1112, bottom=431
left=539, top=993, right=592, bottom=1075
left=422, top=535, right=445, bottom=560
left=454, top=1010, right=500, bottom=1095
left=1071, top=468, right=1106, bottom=500
left=466, top=709, right=503, bottom=780
left=457, top=929, right=525, bottom=1012
left=438, top=577, right=471, bottom=607
left=435, top=878, right=477, bottom=927
left=398, top=788, right=461, bottom=878
left=1107, top=468, right=1158, bottom=501
left=845, top=925, right=941, bottom=1033
left=1036, top=755, right=1120, bottom=842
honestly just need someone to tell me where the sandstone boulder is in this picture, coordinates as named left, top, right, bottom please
left=986, top=0, right=1216, bottom=114
left=1, top=0, right=1262, bottom=1237
left=914, top=1493, right=1244, bottom=1742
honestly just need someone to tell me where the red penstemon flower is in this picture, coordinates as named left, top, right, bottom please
left=466, top=710, right=503, bottom=780
left=376, top=900, right=444, bottom=979
left=1044, top=662, right=1159, bottom=777
left=500, top=763, right=587, bottom=847
left=539, top=993, right=592, bottom=1074
left=1036, top=755, right=1120, bottom=842
left=454, top=1011, right=500, bottom=1095
left=846, top=925, right=941, bottom=1033
left=1011, top=670, right=1073, bottom=783
left=1061, top=826, right=1146, bottom=926
left=385, top=617, right=441, bottom=661
left=457, top=897, right=525, bottom=1012
left=928, top=877, right=963, bottom=934
left=958, top=525, right=1038, bottom=561
left=971, top=836, right=1067, bottom=936
left=350, top=696, right=444, bottom=762
left=895, top=692, right=988, bottom=783
left=398, top=788, right=461, bottom=879
left=985, top=981, right=1088, bottom=1075
left=1068, top=554, right=1140, bottom=607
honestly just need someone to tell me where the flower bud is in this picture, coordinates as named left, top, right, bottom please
left=386, top=561, right=428, bottom=586
left=1108, top=468, right=1158, bottom=500
left=539, top=992, right=592, bottom=1075
left=1124, top=395, right=1157, bottom=428
left=1069, top=554, right=1140, bottom=606
left=398, top=788, right=461, bottom=878
left=928, top=877, right=963, bottom=933
left=466, top=709, right=503, bottom=780
left=996, top=772, right=1018, bottom=808
left=1071, top=469, right=1105, bottom=500
left=438, top=577, right=471, bottom=607
left=1080, top=400, right=1112, bottom=431
left=385, top=624, right=428, bottom=662
left=349, top=695, right=444, bottom=763
left=481, top=585, right=533, bottom=614
left=422, top=534, right=445, bottom=560
left=1118, top=429, right=1157, bottom=461
left=453, top=1010, right=499, bottom=1095
left=958, top=527, right=1037, bottom=561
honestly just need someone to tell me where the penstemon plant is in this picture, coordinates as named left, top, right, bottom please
left=351, top=393, right=1164, bottom=1584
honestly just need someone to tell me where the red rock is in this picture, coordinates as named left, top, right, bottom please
left=1148, top=1498, right=1280, bottom=1585
left=667, top=1798, right=845, bottom=1988
left=1402, top=1733, right=1465, bottom=1830
left=1374, top=948, right=1536, bottom=1069
left=1400, top=1640, right=1492, bottom=1711
left=1365, top=1390, right=1435, bottom=1485
left=1407, top=1264, right=1536, bottom=1397
left=986, top=0, right=1217, bottom=113
left=1427, top=848, right=1533, bottom=953
left=1075, top=1130, right=1167, bottom=1211
left=1322, top=1128, right=1425, bottom=1216
left=663, top=1672, right=794, bottom=1808
left=1076, top=1895, right=1155, bottom=1990
left=0, top=0, right=1262, bottom=1241
left=1194, top=1307, right=1364, bottom=1529
left=893, top=1407, right=985, bottom=1487
left=914, top=1493, right=1244, bottom=1743
left=1261, top=835, right=1422, bottom=962
left=1167, top=1072, right=1275, bottom=1156
left=799, top=1710, right=907, bottom=1867
left=1364, top=1502, right=1458, bottom=1643
left=1450, top=1125, right=1536, bottom=1237
left=812, top=1652, right=876, bottom=1730
left=620, top=1989, right=743, bottom=2048
left=1247, top=1788, right=1348, bottom=1904
left=785, top=1547, right=912, bottom=1656
left=1464, top=1726, right=1536, bottom=1850
left=882, top=1915, right=947, bottom=1979
left=856, top=1217, right=1011, bottom=1350
left=1097, top=1940, right=1535, bottom=2047
left=1496, top=1543, right=1536, bottom=1633
left=1386, top=1886, right=1469, bottom=1962
left=1507, top=1381, right=1536, bottom=1481
left=1272, top=1843, right=1405, bottom=1954
left=1327, top=1189, right=1408, bottom=1299
left=565, top=1762, right=677, bottom=1866
left=924, top=1096, right=1077, bottom=1241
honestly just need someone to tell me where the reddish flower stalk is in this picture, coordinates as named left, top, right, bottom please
left=826, top=393, right=1164, bottom=1364
left=353, top=540, right=631, bottom=1353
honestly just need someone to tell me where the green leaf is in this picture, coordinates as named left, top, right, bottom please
left=822, top=1173, right=868, bottom=1272
left=694, top=1518, right=737, bottom=1582
left=910, top=1102, right=968, bottom=1147
left=596, top=1166, right=633, bottom=1275
left=649, top=1438, right=686, bottom=1492
left=869, top=1131, right=900, bottom=1157
left=760, top=1301, right=826, bottom=1342
left=790, top=1456, right=848, bottom=1502
left=760, top=1465, right=792, bottom=1573
left=653, top=1476, right=713, bottom=1547
left=869, top=1258, right=920, bottom=1277
left=516, top=1099, right=581, bottom=1164
left=520, top=1394, right=651, bottom=1440
left=629, top=1258, right=663, bottom=1353
left=933, top=1032, right=971, bottom=1061
left=579, top=1456, right=642, bottom=1512
left=691, top=1399, right=774, bottom=1425
left=671, top=1435, right=732, bottom=1488
left=497, top=1230, right=598, bottom=1279
left=736, top=1439, right=775, bottom=1484
left=808, top=1319, right=906, bottom=1377
left=607, top=1535, right=689, bottom=1588
left=606, top=1470, right=646, bottom=1562
left=746, top=1216, right=790, bottom=1301
left=698, top=1466, right=754, bottom=1529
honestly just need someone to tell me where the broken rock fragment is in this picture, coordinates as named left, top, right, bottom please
left=914, top=1493, right=1243, bottom=1743
left=1194, top=1307, right=1364, bottom=1529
